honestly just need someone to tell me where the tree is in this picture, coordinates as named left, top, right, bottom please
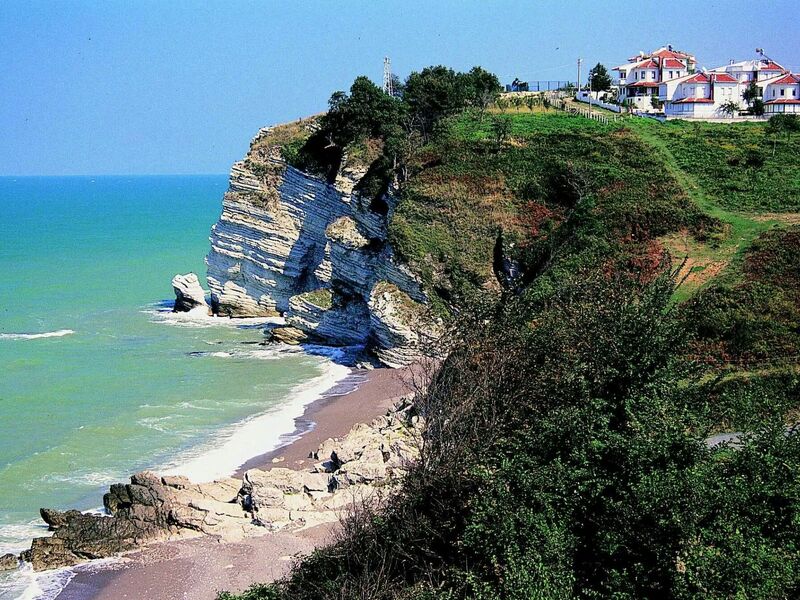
left=402, top=65, right=470, bottom=139
left=752, top=98, right=766, bottom=116
left=463, top=66, right=502, bottom=120
left=490, top=115, right=512, bottom=145
left=495, top=96, right=509, bottom=113
left=321, top=76, right=400, bottom=148
left=525, top=94, right=537, bottom=112
left=719, top=99, right=740, bottom=118
left=766, top=113, right=800, bottom=156
left=589, top=63, right=612, bottom=92
left=742, top=81, right=760, bottom=109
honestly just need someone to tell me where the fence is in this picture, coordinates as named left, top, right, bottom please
left=505, top=80, right=576, bottom=93
left=545, top=93, right=621, bottom=126
left=575, top=91, right=622, bottom=113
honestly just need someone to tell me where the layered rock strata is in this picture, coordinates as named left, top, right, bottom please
left=205, top=123, right=436, bottom=366
left=19, top=398, right=421, bottom=572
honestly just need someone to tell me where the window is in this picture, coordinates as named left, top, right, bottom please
left=635, top=72, right=639, bottom=80
left=651, top=71, right=656, bottom=79
left=780, top=88, right=785, bottom=96
left=669, top=71, right=674, bottom=78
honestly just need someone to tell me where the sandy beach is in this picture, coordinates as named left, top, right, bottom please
left=55, top=365, right=414, bottom=600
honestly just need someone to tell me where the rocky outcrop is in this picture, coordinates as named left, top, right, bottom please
left=20, top=398, right=421, bottom=571
left=204, top=123, right=437, bottom=365
left=172, top=273, right=208, bottom=313
left=0, top=553, right=18, bottom=571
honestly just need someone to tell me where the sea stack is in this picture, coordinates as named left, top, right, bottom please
left=171, top=272, right=209, bottom=313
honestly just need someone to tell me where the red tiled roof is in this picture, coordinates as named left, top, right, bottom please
left=711, top=73, right=738, bottom=83
left=684, top=73, right=710, bottom=84
left=652, top=48, right=692, bottom=60
left=672, top=97, right=714, bottom=104
left=765, top=99, right=800, bottom=105
left=663, top=59, right=686, bottom=69
left=628, top=81, right=660, bottom=87
left=769, top=74, right=800, bottom=85
left=761, top=61, right=785, bottom=71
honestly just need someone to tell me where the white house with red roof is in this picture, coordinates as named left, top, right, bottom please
left=613, top=46, right=696, bottom=110
left=612, top=47, right=799, bottom=118
left=713, top=59, right=787, bottom=84
left=660, top=71, right=740, bottom=118
left=760, top=73, right=800, bottom=113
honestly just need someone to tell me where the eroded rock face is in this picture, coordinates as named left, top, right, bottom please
left=205, top=124, right=435, bottom=365
left=172, top=273, right=208, bottom=313
left=22, top=398, right=422, bottom=571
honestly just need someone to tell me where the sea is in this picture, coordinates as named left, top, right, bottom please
left=0, top=176, right=351, bottom=599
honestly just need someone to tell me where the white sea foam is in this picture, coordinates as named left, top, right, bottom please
left=144, top=304, right=284, bottom=329
left=161, top=358, right=352, bottom=482
left=0, top=329, right=74, bottom=341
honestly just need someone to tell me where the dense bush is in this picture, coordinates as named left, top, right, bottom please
left=292, top=66, right=501, bottom=186
left=220, top=270, right=800, bottom=600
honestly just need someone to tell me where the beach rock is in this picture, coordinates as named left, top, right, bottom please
left=23, top=400, right=424, bottom=571
left=40, top=508, right=82, bottom=530
left=269, top=326, right=312, bottom=345
left=204, top=122, right=434, bottom=365
left=0, top=553, right=18, bottom=571
left=172, top=273, right=208, bottom=312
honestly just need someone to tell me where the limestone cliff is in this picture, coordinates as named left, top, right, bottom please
left=205, top=121, right=435, bottom=367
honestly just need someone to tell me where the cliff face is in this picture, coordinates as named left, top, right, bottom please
left=206, top=123, right=433, bottom=367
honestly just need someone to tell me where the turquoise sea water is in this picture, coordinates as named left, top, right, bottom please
left=0, top=176, right=347, bottom=599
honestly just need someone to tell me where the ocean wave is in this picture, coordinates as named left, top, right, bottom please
left=143, top=304, right=284, bottom=329
left=0, top=329, right=74, bottom=341
left=0, top=562, right=75, bottom=600
left=188, top=347, right=288, bottom=361
left=160, top=358, right=352, bottom=482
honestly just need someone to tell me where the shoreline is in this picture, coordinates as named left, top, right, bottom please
left=55, top=364, right=415, bottom=600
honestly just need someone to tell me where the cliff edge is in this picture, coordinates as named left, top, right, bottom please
left=204, top=120, right=435, bottom=367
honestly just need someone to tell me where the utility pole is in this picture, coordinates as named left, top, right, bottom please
left=383, top=57, right=393, bottom=96
left=576, top=58, right=583, bottom=98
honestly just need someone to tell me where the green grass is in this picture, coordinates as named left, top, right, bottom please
left=390, top=111, right=712, bottom=311
left=629, top=119, right=800, bottom=213
left=627, top=118, right=780, bottom=302
left=297, top=288, right=333, bottom=309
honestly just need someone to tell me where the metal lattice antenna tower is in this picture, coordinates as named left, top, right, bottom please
left=383, top=57, right=393, bottom=96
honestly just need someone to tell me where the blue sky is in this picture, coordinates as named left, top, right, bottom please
left=2, top=0, right=799, bottom=175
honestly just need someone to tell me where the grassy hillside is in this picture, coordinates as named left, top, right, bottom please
left=220, top=88, right=800, bottom=599
left=630, top=118, right=800, bottom=212
left=390, top=112, right=714, bottom=312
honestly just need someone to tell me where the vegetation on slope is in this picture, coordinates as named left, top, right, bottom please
left=390, top=111, right=715, bottom=312
left=221, top=271, right=800, bottom=600
left=220, top=72, right=800, bottom=599
left=629, top=118, right=800, bottom=212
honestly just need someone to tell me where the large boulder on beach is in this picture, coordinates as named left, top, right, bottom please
left=172, top=273, right=208, bottom=313
left=0, top=553, right=18, bottom=571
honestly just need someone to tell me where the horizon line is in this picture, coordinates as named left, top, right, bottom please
left=0, top=173, right=229, bottom=178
